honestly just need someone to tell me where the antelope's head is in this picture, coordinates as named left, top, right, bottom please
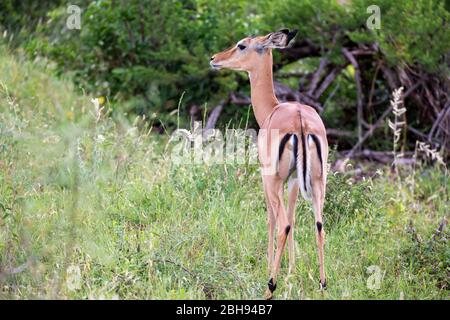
left=210, top=29, right=298, bottom=72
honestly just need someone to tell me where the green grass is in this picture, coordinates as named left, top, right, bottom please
left=0, top=47, right=448, bottom=300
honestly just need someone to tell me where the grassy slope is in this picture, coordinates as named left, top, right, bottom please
left=0, top=47, right=448, bottom=299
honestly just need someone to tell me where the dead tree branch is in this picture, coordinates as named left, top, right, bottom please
left=326, top=128, right=356, bottom=138
left=342, top=48, right=364, bottom=148
left=345, top=82, right=421, bottom=159
left=307, top=58, right=328, bottom=96
left=314, top=64, right=348, bottom=99
left=205, top=99, right=227, bottom=130
left=429, top=100, right=450, bottom=141
left=275, top=71, right=307, bottom=78
left=341, top=149, right=415, bottom=164
left=274, top=81, right=323, bottom=113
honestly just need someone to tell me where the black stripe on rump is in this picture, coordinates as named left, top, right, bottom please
left=291, top=135, right=298, bottom=176
left=309, top=134, right=323, bottom=176
left=278, top=133, right=293, bottom=161
left=300, top=130, right=307, bottom=190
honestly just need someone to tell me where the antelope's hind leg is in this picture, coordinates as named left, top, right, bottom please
left=309, top=137, right=327, bottom=289
left=263, top=176, right=290, bottom=300
left=263, top=181, right=276, bottom=273
left=287, top=176, right=299, bottom=274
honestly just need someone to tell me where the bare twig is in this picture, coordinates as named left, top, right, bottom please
left=367, top=61, right=381, bottom=113
left=326, top=128, right=356, bottom=138
left=350, top=48, right=376, bottom=56
left=432, top=218, right=447, bottom=241
left=0, top=257, right=34, bottom=276
left=342, top=149, right=415, bottom=164
left=307, top=58, right=328, bottom=96
left=408, top=126, right=428, bottom=140
left=204, top=100, right=227, bottom=130
left=346, top=105, right=392, bottom=159
left=314, top=64, right=347, bottom=99
left=189, top=104, right=200, bottom=129
left=345, top=82, right=422, bottom=159
left=342, top=48, right=364, bottom=147
left=429, top=100, right=450, bottom=141
left=275, top=39, right=321, bottom=70
left=274, top=81, right=324, bottom=112
left=230, top=93, right=251, bottom=105
left=275, top=71, right=307, bottom=78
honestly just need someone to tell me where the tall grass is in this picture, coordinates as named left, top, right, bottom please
left=388, top=86, right=405, bottom=175
left=0, top=47, right=448, bottom=299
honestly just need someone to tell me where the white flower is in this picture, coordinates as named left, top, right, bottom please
left=96, top=134, right=105, bottom=144
left=66, top=265, right=82, bottom=291
left=90, top=98, right=100, bottom=110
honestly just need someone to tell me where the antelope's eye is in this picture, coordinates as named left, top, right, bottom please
left=237, top=44, right=246, bottom=50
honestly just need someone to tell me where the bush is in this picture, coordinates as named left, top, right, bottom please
left=23, top=0, right=264, bottom=128
left=2, top=1, right=449, bottom=153
left=1, top=48, right=448, bottom=299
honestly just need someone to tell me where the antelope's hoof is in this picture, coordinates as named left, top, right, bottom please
left=264, top=288, right=274, bottom=300
left=319, top=279, right=327, bottom=290
left=264, top=277, right=276, bottom=300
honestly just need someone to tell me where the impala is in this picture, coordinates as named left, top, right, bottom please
left=210, top=29, right=329, bottom=299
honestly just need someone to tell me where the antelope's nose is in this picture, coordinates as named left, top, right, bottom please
left=210, top=55, right=215, bottom=61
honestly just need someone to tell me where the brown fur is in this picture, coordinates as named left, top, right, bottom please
left=211, top=30, right=329, bottom=299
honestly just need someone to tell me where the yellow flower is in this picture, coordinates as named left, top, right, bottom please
left=346, top=64, right=355, bottom=78
left=66, top=111, right=74, bottom=120
left=98, top=96, right=106, bottom=106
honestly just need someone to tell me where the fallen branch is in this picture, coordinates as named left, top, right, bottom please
left=326, top=128, right=356, bottom=138
left=341, top=149, right=415, bottom=164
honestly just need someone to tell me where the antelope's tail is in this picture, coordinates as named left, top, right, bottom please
left=296, top=110, right=324, bottom=201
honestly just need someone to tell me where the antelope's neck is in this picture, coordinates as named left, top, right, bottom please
left=248, top=53, right=279, bottom=127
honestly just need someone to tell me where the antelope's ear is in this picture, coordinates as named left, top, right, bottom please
left=262, top=29, right=298, bottom=49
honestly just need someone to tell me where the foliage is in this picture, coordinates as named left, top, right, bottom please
left=268, top=0, right=450, bottom=71
left=21, top=0, right=263, bottom=128
left=350, top=0, right=450, bottom=72
left=0, top=47, right=448, bottom=299
left=1, top=1, right=449, bottom=141
left=403, top=219, right=449, bottom=292
left=0, top=0, right=65, bottom=32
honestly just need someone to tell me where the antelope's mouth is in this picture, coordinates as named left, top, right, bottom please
left=210, top=62, right=222, bottom=69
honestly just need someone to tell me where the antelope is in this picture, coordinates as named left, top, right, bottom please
left=210, top=29, right=329, bottom=299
